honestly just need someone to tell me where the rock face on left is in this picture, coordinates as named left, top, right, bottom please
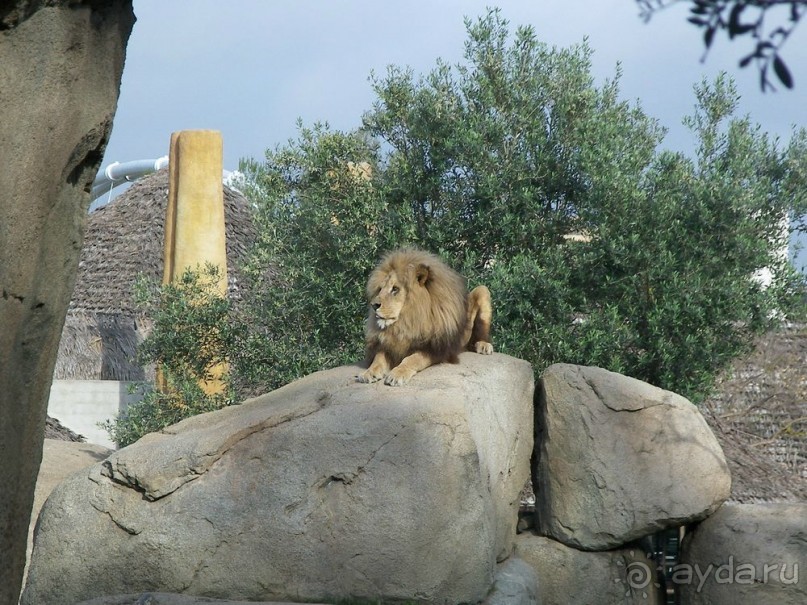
left=23, top=354, right=534, bottom=605
left=0, top=3, right=135, bottom=603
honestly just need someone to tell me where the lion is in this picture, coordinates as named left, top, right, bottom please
left=357, top=247, right=494, bottom=386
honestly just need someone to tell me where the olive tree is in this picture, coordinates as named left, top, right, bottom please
left=362, top=10, right=806, bottom=399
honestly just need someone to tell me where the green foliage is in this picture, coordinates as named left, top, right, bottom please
left=362, top=11, right=807, bottom=400
left=237, top=125, right=410, bottom=393
left=102, top=265, right=236, bottom=447
left=134, top=264, right=235, bottom=383
left=101, top=371, right=231, bottom=448
left=363, top=14, right=666, bottom=265
left=124, top=9, right=806, bottom=426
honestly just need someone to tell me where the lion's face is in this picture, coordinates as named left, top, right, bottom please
left=369, top=272, right=408, bottom=330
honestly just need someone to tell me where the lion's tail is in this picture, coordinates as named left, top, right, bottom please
left=464, top=285, right=493, bottom=351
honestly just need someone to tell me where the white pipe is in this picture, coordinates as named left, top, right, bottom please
left=89, top=158, right=244, bottom=212
left=90, top=156, right=169, bottom=201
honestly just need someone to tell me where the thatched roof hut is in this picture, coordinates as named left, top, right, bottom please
left=703, top=323, right=807, bottom=503
left=54, top=169, right=257, bottom=380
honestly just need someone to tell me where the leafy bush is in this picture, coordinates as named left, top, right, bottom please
left=102, top=265, right=236, bottom=447
left=237, top=125, right=408, bottom=393
left=101, top=370, right=231, bottom=448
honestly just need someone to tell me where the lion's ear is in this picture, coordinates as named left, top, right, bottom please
left=414, top=263, right=430, bottom=287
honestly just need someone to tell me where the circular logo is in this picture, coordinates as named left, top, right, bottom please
left=615, top=551, right=662, bottom=599
left=626, top=560, right=653, bottom=589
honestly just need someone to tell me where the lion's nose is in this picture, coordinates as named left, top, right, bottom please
left=372, top=302, right=381, bottom=311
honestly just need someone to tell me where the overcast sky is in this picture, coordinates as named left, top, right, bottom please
left=99, top=0, right=807, bottom=263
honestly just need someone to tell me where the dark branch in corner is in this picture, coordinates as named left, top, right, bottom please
left=637, top=0, right=805, bottom=91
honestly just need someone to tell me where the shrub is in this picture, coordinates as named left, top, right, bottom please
left=101, top=371, right=230, bottom=448
left=237, top=125, right=409, bottom=393
left=102, top=265, right=236, bottom=447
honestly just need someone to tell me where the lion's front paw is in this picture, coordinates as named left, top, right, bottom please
left=384, top=366, right=415, bottom=386
left=357, top=368, right=384, bottom=383
left=474, top=341, right=494, bottom=355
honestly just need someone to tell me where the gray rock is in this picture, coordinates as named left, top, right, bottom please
left=26, top=440, right=111, bottom=582
left=482, top=557, right=539, bottom=605
left=514, top=533, right=663, bottom=605
left=0, top=3, right=134, bottom=603
left=75, top=594, right=314, bottom=605
left=23, top=353, right=533, bottom=605
left=534, top=364, right=730, bottom=550
left=679, top=503, right=807, bottom=604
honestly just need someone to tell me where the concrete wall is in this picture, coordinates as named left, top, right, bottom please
left=47, top=380, right=141, bottom=448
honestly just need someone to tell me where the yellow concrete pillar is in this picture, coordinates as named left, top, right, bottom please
left=163, top=130, right=228, bottom=394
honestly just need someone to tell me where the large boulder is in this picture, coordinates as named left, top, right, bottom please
left=0, top=2, right=134, bottom=602
left=679, top=503, right=806, bottom=604
left=75, top=596, right=313, bottom=605
left=26, top=440, right=111, bottom=580
left=534, top=364, right=730, bottom=550
left=514, top=533, right=662, bottom=604
left=23, top=353, right=533, bottom=605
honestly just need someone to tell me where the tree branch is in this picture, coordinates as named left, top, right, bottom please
left=637, top=0, right=805, bottom=90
